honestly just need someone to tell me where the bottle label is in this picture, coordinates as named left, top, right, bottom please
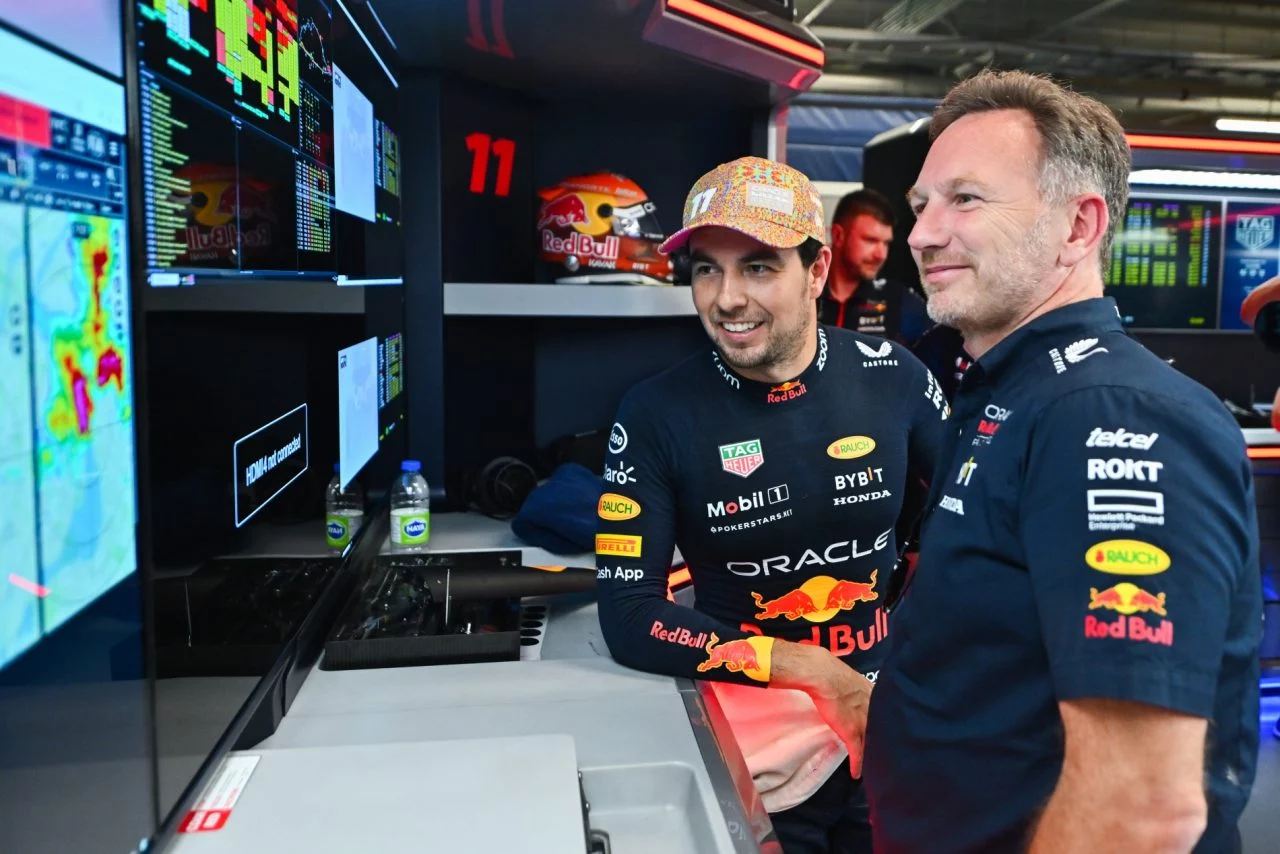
left=395, top=511, right=430, bottom=545
left=326, top=514, right=352, bottom=548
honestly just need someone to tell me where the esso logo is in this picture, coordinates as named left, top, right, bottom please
left=609, top=422, right=628, bottom=454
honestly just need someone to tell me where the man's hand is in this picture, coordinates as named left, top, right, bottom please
left=770, top=640, right=874, bottom=776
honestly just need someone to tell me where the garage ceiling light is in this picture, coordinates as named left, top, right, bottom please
left=1128, top=169, right=1280, bottom=191
left=1215, top=118, right=1280, bottom=135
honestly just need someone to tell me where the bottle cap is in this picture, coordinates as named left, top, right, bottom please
left=402, top=460, right=421, bottom=472
left=334, top=462, right=341, bottom=474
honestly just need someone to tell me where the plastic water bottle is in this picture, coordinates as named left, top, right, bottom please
left=391, top=460, right=430, bottom=552
left=326, top=463, right=365, bottom=552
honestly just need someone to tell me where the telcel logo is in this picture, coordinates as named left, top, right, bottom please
left=598, top=493, right=641, bottom=521
left=1085, top=539, right=1170, bottom=575
left=1086, top=428, right=1159, bottom=450
left=827, top=435, right=876, bottom=460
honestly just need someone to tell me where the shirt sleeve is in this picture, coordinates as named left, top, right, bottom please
left=1018, top=386, right=1254, bottom=717
left=595, top=390, right=776, bottom=686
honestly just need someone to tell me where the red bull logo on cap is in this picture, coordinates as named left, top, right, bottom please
left=1088, top=582, right=1167, bottom=616
left=750, top=572, right=878, bottom=623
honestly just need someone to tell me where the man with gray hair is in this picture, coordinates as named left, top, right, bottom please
left=864, top=69, right=1262, bottom=853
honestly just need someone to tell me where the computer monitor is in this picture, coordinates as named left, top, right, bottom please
left=131, top=0, right=406, bottom=826
left=136, top=0, right=401, bottom=286
left=1104, top=193, right=1223, bottom=330
left=1221, top=199, right=1280, bottom=332
left=0, top=8, right=154, bottom=853
left=0, top=20, right=137, bottom=670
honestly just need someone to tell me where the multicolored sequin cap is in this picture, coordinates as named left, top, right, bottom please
left=658, top=156, right=826, bottom=254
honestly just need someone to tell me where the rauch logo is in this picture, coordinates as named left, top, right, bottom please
left=598, top=493, right=641, bottom=521
left=827, top=435, right=876, bottom=460
left=1085, top=539, right=1170, bottom=575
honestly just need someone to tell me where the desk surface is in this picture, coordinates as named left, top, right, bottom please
left=167, top=513, right=766, bottom=854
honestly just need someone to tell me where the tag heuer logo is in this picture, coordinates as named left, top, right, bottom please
left=1236, top=215, right=1275, bottom=251
left=719, top=439, right=764, bottom=478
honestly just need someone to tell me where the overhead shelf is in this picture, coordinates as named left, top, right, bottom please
left=443, top=283, right=698, bottom=318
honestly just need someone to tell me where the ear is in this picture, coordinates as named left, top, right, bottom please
left=1058, top=193, right=1108, bottom=270
left=807, top=245, right=833, bottom=299
left=829, top=222, right=845, bottom=248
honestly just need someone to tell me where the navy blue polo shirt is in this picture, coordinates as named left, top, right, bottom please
left=865, top=298, right=1262, bottom=854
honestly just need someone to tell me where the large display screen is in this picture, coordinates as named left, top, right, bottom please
left=0, top=24, right=136, bottom=669
left=1104, top=194, right=1223, bottom=330
left=136, top=0, right=401, bottom=286
left=1221, top=200, right=1280, bottom=331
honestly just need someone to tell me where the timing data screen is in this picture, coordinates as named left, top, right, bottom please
left=136, top=0, right=401, bottom=285
left=0, top=26, right=136, bottom=668
left=1104, top=194, right=1223, bottom=330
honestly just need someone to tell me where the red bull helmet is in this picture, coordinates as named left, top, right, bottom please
left=536, top=172, right=674, bottom=285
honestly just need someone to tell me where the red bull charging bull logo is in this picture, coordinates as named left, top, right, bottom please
left=696, top=634, right=772, bottom=682
left=750, top=572, right=878, bottom=623
left=1088, top=582, right=1167, bottom=616
left=536, top=194, right=590, bottom=230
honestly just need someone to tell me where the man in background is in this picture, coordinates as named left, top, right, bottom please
left=819, top=188, right=930, bottom=348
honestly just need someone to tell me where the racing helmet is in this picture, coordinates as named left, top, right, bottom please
left=536, top=172, right=674, bottom=285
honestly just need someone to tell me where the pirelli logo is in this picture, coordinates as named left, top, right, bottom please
left=596, top=534, right=642, bottom=558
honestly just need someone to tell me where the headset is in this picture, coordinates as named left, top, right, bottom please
left=465, top=456, right=540, bottom=520
left=1239, top=273, right=1280, bottom=430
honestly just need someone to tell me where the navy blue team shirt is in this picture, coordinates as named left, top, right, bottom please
left=865, top=298, right=1262, bottom=853
left=596, top=325, right=947, bottom=688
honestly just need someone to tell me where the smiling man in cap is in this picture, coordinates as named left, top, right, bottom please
left=593, top=155, right=948, bottom=853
